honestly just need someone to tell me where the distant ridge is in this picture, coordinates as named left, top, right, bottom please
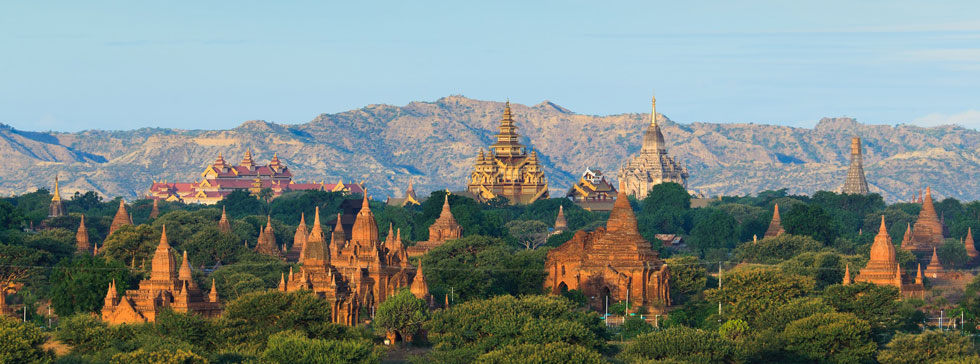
left=2, top=95, right=980, bottom=202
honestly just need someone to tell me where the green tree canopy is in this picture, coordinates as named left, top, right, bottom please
left=618, top=326, right=735, bottom=364
left=50, top=255, right=133, bottom=316
left=735, top=234, right=824, bottom=264
left=374, top=290, right=429, bottom=341
left=878, top=331, right=977, bottom=364
left=705, top=269, right=815, bottom=324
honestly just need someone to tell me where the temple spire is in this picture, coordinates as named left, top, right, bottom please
left=49, top=176, right=66, bottom=217
left=843, top=264, right=851, bottom=285
left=76, top=215, right=91, bottom=254
left=178, top=251, right=192, bottom=282
left=842, top=137, right=870, bottom=194
left=764, top=203, right=785, bottom=238
left=209, top=278, right=219, bottom=303
left=109, top=199, right=131, bottom=236
left=650, top=91, right=657, bottom=127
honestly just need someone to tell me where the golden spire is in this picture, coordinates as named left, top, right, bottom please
left=52, top=176, right=62, bottom=202
left=651, top=90, right=657, bottom=127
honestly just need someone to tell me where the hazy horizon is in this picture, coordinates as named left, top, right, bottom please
left=3, top=1, right=979, bottom=132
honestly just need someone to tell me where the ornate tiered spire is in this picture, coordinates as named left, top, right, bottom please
left=842, top=137, right=870, bottom=195
left=218, top=207, right=231, bottom=233
left=76, top=216, right=91, bottom=254
left=642, top=93, right=667, bottom=154
left=302, top=207, right=330, bottom=268
left=618, top=92, right=688, bottom=199
left=489, top=101, right=525, bottom=158
left=351, top=191, right=379, bottom=244
left=764, top=203, right=785, bottom=238
left=241, top=149, right=255, bottom=168
left=49, top=176, right=65, bottom=217
left=150, top=226, right=177, bottom=282
left=109, top=199, right=132, bottom=236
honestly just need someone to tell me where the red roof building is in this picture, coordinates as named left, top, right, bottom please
left=147, top=150, right=364, bottom=204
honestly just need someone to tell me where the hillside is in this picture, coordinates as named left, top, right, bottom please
left=2, top=96, right=979, bottom=202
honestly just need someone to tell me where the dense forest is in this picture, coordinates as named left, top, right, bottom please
left=2, top=184, right=980, bottom=363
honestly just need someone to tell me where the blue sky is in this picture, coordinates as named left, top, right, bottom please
left=2, top=1, right=979, bottom=132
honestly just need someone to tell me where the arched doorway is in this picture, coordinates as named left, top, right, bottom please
left=557, top=282, right=569, bottom=295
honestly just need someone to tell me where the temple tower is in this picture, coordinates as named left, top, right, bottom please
left=763, top=203, right=785, bottom=238
left=109, top=199, right=132, bottom=236
left=218, top=207, right=232, bottom=233
left=49, top=176, right=66, bottom=218
left=841, top=137, right=870, bottom=195
left=618, top=93, right=688, bottom=199
left=553, top=205, right=569, bottom=234
left=906, top=187, right=947, bottom=255
left=466, top=101, right=549, bottom=204
left=76, top=216, right=91, bottom=254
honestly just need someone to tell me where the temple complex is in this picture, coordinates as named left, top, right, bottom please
left=618, top=95, right=689, bottom=199
left=281, top=195, right=425, bottom=325
left=763, top=204, right=785, bottom=238
left=147, top=150, right=364, bottom=204
left=853, top=216, right=924, bottom=299
left=841, top=137, right=870, bottom=195
left=544, top=185, right=671, bottom=313
left=76, top=216, right=90, bottom=254
left=903, top=187, right=948, bottom=256
left=108, top=199, right=132, bottom=236
left=49, top=176, right=65, bottom=218
left=102, top=227, right=222, bottom=324
left=466, top=102, right=549, bottom=204
left=386, top=178, right=423, bottom=207
left=565, top=168, right=617, bottom=211
left=407, top=195, right=463, bottom=257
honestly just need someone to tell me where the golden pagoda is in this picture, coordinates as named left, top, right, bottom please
left=49, top=176, right=65, bottom=218
left=618, top=94, right=689, bottom=199
left=466, top=101, right=549, bottom=204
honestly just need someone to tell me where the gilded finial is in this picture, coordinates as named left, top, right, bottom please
left=650, top=90, right=658, bottom=127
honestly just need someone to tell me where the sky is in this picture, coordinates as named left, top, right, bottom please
left=1, top=1, right=979, bottom=132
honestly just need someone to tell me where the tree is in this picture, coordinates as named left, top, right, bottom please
left=210, top=254, right=291, bottom=301
left=939, top=238, right=970, bottom=269
left=101, top=224, right=158, bottom=268
left=423, top=295, right=606, bottom=364
left=617, top=326, right=735, bottom=364
left=505, top=220, right=549, bottom=250
left=0, top=244, right=44, bottom=289
left=0, top=317, right=52, bottom=364
left=50, top=255, right=132, bottom=316
left=55, top=314, right=113, bottom=354
left=704, top=269, right=814, bottom=324
left=782, top=312, right=876, bottom=364
left=0, top=200, right=24, bottom=230
left=735, top=234, right=824, bottom=264
left=641, top=182, right=691, bottom=211
left=262, top=331, right=380, bottom=364
left=181, top=227, right=245, bottom=266
left=783, top=204, right=837, bottom=244
left=753, top=297, right=834, bottom=332
left=878, top=331, right=977, bottom=364
left=421, top=236, right=545, bottom=301
left=688, top=209, right=738, bottom=255
left=664, top=256, right=707, bottom=299
left=216, top=290, right=352, bottom=354
left=822, top=282, right=905, bottom=335
left=475, top=342, right=605, bottom=364
left=779, top=251, right=845, bottom=288
left=109, top=349, right=208, bottom=364
left=217, top=190, right=266, bottom=218
left=374, top=290, right=429, bottom=343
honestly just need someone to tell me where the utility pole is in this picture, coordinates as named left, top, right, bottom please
left=940, top=310, right=944, bottom=331
left=718, top=262, right=723, bottom=316
left=605, top=295, right=609, bottom=326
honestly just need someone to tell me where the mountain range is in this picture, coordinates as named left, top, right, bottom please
left=2, top=95, right=979, bottom=203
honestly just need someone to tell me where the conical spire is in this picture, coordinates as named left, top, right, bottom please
left=109, top=199, right=132, bottom=236
left=606, top=183, right=640, bottom=236
left=843, top=264, right=851, bottom=285
left=900, top=222, right=913, bottom=249
left=52, top=176, right=62, bottom=201
left=351, top=191, right=379, bottom=244
left=278, top=273, right=287, bottom=292
left=842, top=137, right=870, bottom=194
left=554, top=205, right=568, bottom=232
left=411, top=261, right=430, bottom=300
left=915, top=263, right=923, bottom=284
left=764, top=203, right=785, bottom=238
left=150, top=225, right=177, bottom=281
left=178, top=250, right=192, bottom=282
left=909, top=186, right=946, bottom=250
left=331, top=212, right=346, bottom=248
left=49, top=176, right=66, bottom=217
left=302, top=207, right=330, bottom=267
left=150, top=199, right=160, bottom=219
left=209, top=278, right=219, bottom=303
left=293, top=212, right=308, bottom=261
left=641, top=93, right=667, bottom=154
left=76, top=215, right=90, bottom=254
left=925, top=246, right=945, bottom=278
left=966, top=227, right=979, bottom=259
left=218, top=206, right=231, bottom=233
left=866, top=216, right=897, bottom=270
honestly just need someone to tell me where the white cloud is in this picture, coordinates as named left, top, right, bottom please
left=912, top=110, right=980, bottom=129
